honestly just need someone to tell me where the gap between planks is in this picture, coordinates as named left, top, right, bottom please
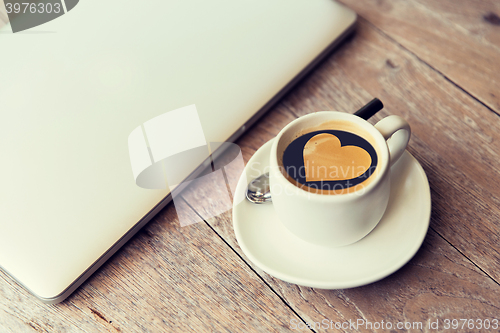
left=175, top=13, right=500, bottom=319
left=349, top=15, right=500, bottom=285
left=179, top=196, right=318, bottom=333
left=357, top=16, right=500, bottom=118
left=430, top=226, right=500, bottom=287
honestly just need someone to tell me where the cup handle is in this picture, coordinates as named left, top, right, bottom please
left=374, top=116, right=411, bottom=167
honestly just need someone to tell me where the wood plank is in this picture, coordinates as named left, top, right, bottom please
left=339, top=0, right=500, bottom=113
left=183, top=206, right=500, bottom=332
left=3, top=1, right=500, bottom=330
left=282, top=18, right=500, bottom=283
left=0, top=200, right=304, bottom=332
left=186, top=17, right=500, bottom=284
left=180, top=16, right=500, bottom=329
left=181, top=110, right=500, bottom=329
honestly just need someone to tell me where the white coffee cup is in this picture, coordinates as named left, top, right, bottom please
left=269, top=111, right=411, bottom=247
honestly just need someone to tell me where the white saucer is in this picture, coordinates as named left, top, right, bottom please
left=233, top=139, right=431, bottom=289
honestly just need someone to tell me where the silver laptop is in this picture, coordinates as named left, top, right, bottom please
left=0, top=0, right=356, bottom=303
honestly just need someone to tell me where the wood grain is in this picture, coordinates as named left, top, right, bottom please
left=0, top=201, right=304, bottom=332
left=184, top=205, right=500, bottom=332
left=3, top=1, right=500, bottom=331
left=282, top=18, right=500, bottom=285
left=180, top=14, right=500, bottom=331
left=339, top=0, right=500, bottom=113
left=182, top=133, right=500, bottom=331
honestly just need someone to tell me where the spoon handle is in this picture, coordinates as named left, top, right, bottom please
left=354, top=98, right=384, bottom=120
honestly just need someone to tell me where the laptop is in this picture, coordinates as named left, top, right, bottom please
left=0, top=0, right=356, bottom=303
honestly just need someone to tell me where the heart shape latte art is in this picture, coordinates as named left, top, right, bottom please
left=303, top=133, right=372, bottom=182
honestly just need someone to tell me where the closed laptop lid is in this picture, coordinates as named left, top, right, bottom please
left=0, top=0, right=355, bottom=301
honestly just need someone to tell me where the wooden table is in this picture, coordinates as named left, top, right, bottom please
left=2, top=1, right=500, bottom=331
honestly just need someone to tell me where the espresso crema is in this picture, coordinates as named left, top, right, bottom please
left=279, top=120, right=382, bottom=194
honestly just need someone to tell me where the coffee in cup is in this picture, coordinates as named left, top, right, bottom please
left=280, top=119, right=382, bottom=195
left=269, top=111, right=411, bottom=247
